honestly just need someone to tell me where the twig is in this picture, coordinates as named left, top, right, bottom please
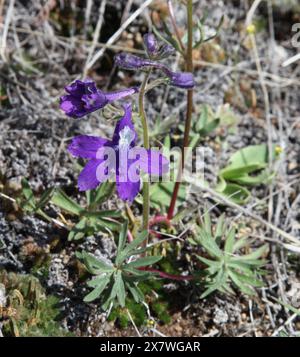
left=167, top=0, right=185, bottom=54
left=246, top=0, right=274, bottom=223
left=85, top=0, right=154, bottom=71
left=282, top=53, right=300, bottom=67
left=83, top=0, right=107, bottom=76
left=126, top=309, right=142, bottom=337
left=84, top=0, right=93, bottom=38
left=0, top=0, right=15, bottom=62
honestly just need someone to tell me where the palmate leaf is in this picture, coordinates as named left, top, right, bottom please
left=51, top=189, right=83, bottom=216
left=68, top=218, right=88, bottom=241
left=79, top=222, right=160, bottom=310
left=196, top=255, right=222, bottom=269
left=232, top=236, right=250, bottom=252
left=90, top=181, right=115, bottom=207
left=227, top=270, right=255, bottom=296
left=36, top=187, right=55, bottom=210
left=126, top=256, right=162, bottom=269
left=115, top=230, right=148, bottom=266
left=201, top=268, right=228, bottom=299
left=232, top=271, right=264, bottom=288
left=117, top=220, right=128, bottom=256
left=123, top=266, right=152, bottom=278
left=84, top=275, right=111, bottom=302
left=197, top=230, right=223, bottom=259
left=196, top=213, right=267, bottom=298
left=115, top=271, right=126, bottom=307
left=125, top=281, right=144, bottom=303
left=20, top=178, right=36, bottom=212
left=231, top=245, right=268, bottom=262
left=203, top=210, right=212, bottom=235
left=195, top=105, right=221, bottom=136
left=80, top=251, right=114, bottom=274
left=224, top=227, right=236, bottom=255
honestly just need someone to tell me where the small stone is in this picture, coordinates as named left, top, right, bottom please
left=0, top=283, right=6, bottom=307
left=213, top=308, right=229, bottom=325
left=174, top=324, right=183, bottom=333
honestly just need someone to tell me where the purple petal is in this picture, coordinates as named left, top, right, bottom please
left=78, top=159, right=103, bottom=191
left=68, top=135, right=111, bottom=159
left=112, top=104, right=137, bottom=146
left=164, top=70, right=195, bottom=89
left=60, top=95, right=86, bottom=118
left=60, top=79, right=108, bottom=118
left=139, top=149, right=169, bottom=176
left=65, top=79, right=97, bottom=97
left=114, top=53, right=154, bottom=70
left=81, top=91, right=107, bottom=111
left=105, top=87, right=139, bottom=103
left=116, top=176, right=141, bottom=202
left=143, top=33, right=159, bottom=56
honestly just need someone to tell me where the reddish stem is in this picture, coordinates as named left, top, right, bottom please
left=139, top=267, right=194, bottom=281
left=127, top=229, right=134, bottom=243
left=167, top=0, right=194, bottom=220
left=149, top=215, right=171, bottom=228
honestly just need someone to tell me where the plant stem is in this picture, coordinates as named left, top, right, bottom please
left=139, top=69, right=152, bottom=241
left=168, top=0, right=194, bottom=220
left=167, top=0, right=185, bottom=55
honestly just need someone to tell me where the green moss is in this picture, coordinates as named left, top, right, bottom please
left=0, top=270, right=72, bottom=337
left=107, top=279, right=172, bottom=328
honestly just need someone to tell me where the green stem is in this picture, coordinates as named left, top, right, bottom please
left=139, top=69, right=152, bottom=242
left=167, top=0, right=194, bottom=220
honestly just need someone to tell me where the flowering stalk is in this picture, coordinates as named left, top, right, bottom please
left=139, top=69, right=152, bottom=242
left=168, top=0, right=194, bottom=220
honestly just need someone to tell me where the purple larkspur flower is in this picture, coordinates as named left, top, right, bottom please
left=68, top=104, right=169, bottom=202
left=143, top=33, right=159, bottom=57
left=143, top=33, right=175, bottom=59
left=114, top=53, right=195, bottom=89
left=114, top=53, right=153, bottom=71
left=60, top=79, right=138, bottom=118
left=161, top=69, right=195, bottom=89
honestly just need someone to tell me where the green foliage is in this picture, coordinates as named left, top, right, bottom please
left=77, top=222, right=162, bottom=310
left=147, top=182, right=186, bottom=210
left=152, top=7, right=223, bottom=56
left=194, top=104, right=221, bottom=137
left=18, top=179, right=121, bottom=241
left=217, top=144, right=276, bottom=204
left=107, top=279, right=172, bottom=328
left=51, top=182, right=122, bottom=240
left=107, top=300, right=146, bottom=329
left=191, top=212, right=267, bottom=298
left=191, top=13, right=224, bottom=49
left=179, top=103, right=238, bottom=140
left=18, top=178, right=55, bottom=220
left=151, top=301, right=171, bottom=324
left=0, top=270, right=71, bottom=337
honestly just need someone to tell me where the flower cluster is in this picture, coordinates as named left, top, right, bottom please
left=114, top=34, right=195, bottom=89
left=60, top=33, right=195, bottom=201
